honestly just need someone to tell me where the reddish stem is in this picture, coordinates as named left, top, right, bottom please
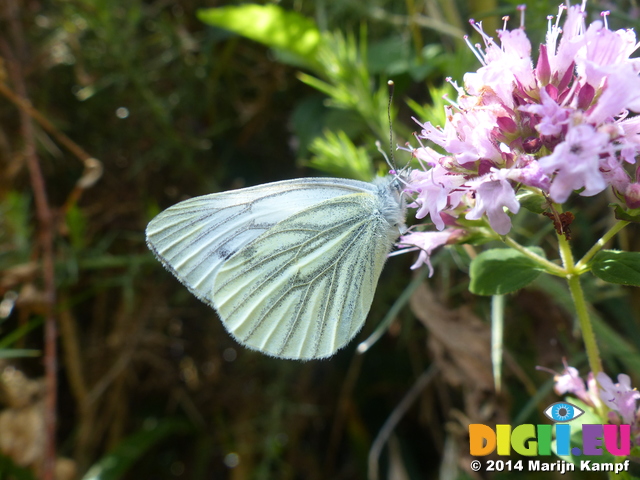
left=2, top=1, right=58, bottom=477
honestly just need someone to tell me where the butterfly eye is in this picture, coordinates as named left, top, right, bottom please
left=543, top=402, right=584, bottom=422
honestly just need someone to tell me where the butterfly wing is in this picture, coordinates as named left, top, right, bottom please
left=145, top=178, right=379, bottom=309
left=213, top=190, right=402, bottom=359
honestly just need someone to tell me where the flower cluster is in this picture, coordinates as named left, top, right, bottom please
left=400, top=3, right=640, bottom=271
left=550, top=361, right=640, bottom=444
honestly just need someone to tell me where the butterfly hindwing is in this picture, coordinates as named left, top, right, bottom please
left=213, top=192, right=398, bottom=359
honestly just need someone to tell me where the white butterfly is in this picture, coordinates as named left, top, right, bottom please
left=145, top=175, right=407, bottom=360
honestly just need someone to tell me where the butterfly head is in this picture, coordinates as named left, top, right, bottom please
left=372, top=174, right=408, bottom=235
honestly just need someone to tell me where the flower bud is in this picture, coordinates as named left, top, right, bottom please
left=625, top=183, right=640, bottom=208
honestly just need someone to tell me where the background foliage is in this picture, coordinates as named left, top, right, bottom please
left=1, top=0, right=639, bottom=479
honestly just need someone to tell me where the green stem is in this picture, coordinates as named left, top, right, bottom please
left=491, top=295, right=505, bottom=393
left=556, top=224, right=574, bottom=273
left=502, top=236, right=566, bottom=276
left=557, top=229, right=603, bottom=376
left=502, top=205, right=626, bottom=378
left=566, top=274, right=603, bottom=376
left=575, top=220, right=630, bottom=270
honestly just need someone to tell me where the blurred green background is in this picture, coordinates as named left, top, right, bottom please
left=1, top=0, right=639, bottom=479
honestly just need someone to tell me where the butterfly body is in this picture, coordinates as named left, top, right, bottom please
left=146, top=176, right=406, bottom=359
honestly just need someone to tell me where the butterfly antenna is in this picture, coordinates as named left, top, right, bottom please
left=376, top=140, right=393, bottom=172
left=385, top=80, right=412, bottom=181
left=380, top=80, right=410, bottom=187
left=387, top=80, right=396, bottom=172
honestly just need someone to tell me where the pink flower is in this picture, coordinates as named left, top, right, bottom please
left=397, top=230, right=462, bottom=276
left=402, top=2, right=640, bottom=269
left=519, top=88, right=570, bottom=137
left=466, top=169, right=520, bottom=235
left=586, top=64, right=640, bottom=125
left=405, top=166, right=465, bottom=231
left=619, top=116, right=640, bottom=165
left=625, top=183, right=640, bottom=208
left=542, top=360, right=601, bottom=408
left=597, top=372, right=640, bottom=425
left=554, top=364, right=588, bottom=399
left=464, top=25, right=535, bottom=109
left=544, top=365, right=640, bottom=445
left=507, top=157, right=550, bottom=190
left=538, top=124, right=610, bottom=203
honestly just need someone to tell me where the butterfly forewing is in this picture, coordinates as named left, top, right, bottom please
left=146, top=176, right=406, bottom=360
left=146, top=178, right=380, bottom=307
left=213, top=192, right=398, bottom=359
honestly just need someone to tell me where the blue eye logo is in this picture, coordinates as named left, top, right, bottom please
left=543, top=402, right=585, bottom=422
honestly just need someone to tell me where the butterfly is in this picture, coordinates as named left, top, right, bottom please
left=145, top=174, right=407, bottom=360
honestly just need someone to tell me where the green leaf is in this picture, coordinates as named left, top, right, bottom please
left=0, top=349, right=41, bottom=359
left=0, top=317, right=43, bottom=349
left=405, top=83, right=452, bottom=134
left=612, top=204, right=640, bottom=223
left=469, top=247, right=546, bottom=295
left=0, top=192, right=33, bottom=267
left=0, top=453, right=36, bottom=480
left=82, top=418, right=192, bottom=480
left=306, top=130, right=373, bottom=181
left=517, top=189, right=547, bottom=214
left=66, top=204, right=88, bottom=251
left=197, top=5, right=321, bottom=68
left=591, top=250, right=640, bottom=286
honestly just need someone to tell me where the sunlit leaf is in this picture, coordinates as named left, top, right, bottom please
left=307, top=130, right=373, bottom=181
left=469, top=247, right=546, bottom=295
left=197, top=5, right=321, bottom=68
